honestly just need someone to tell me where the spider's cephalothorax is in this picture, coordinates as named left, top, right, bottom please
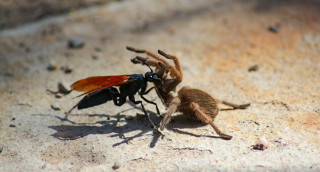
left=127, top=46, right=250, bottom=140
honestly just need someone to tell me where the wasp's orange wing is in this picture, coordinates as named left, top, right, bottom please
left=71, top=75, right=131, bottom=97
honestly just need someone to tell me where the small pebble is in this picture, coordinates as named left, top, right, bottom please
left=112, top=162, right=120, bottom=169
left=61, top=65, right=73, bottom=74
left=17, top=102, right=32, bottom=107
left=51, top=103, right=61, bottom=111
left=47, top=61, right=57, bottom=71
left=248, top=65, right=259, bottom=72
left=252, top=136, right=270, bottom=150
left=57, top=81, right=72, bottom=94
left=41, top=164, right=47, bottom=169
left=9, top=124, right=16, bottom=127
left=0, top=146, right=3, bottom=153
left=94, top=47, right=102, bottom=52
left=4, top=72, right=13, bottom=77
left=65, top=52, right=72, bottom=57
left=92, top=55, right=98, bottom=60
left=268, top=23, right=280, bottom=33
left=125, top=116, right=134, bottom=120
left=68, top=37, right=85, bottom=49
left=18, top=42, right=25, bottom=48
left=55, top=93, right=63, bottom=98
left=25, top=47, right=31, bottom=53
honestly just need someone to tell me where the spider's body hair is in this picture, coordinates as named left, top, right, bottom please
left=178, top=87, right=219, bottom=121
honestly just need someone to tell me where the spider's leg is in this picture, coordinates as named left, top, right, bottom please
left=158, top=50, right=183, bottom=92
left=127, top=46, right=170, bottom=66
left=190, top=102, right=232, bottom=140
left=217, top=99, right=250, bottom=109
left=159, top=96, right=180, bottom=130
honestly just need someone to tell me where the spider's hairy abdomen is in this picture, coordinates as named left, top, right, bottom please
left=178, top=87, right=219, bottom=120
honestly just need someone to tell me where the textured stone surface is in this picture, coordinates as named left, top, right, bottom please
left=0, top=0, right=319, bottom=171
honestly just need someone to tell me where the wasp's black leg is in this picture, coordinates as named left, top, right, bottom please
left=128, top=96, right=164, bottom=136
left=141, top=87, right=162, bottom=118
left=144, top=87, right=155, bottom=94
left=128, top=95, right=157, bottom=127
left=140, top=94, right=161, bottom=118
left=65, top=102, right=80, bottom=119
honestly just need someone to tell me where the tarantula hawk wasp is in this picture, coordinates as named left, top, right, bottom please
left=127, top=46, right=250, bottom=140
left=67, top=58, right=163, bottom=131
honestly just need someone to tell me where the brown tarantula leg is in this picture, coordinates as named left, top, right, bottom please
left=159, top=96, right=181, bottom=130
left=190, top=102, right=232, bottom=140
left=127, top=46, right=170, bottom=66
left=131, top=56, right=159, bottom=67
left=158, top=50, right=182, bottom=76
left=126, top=46, right=146, bottom=53
left=156, top=62, right=168, bottom=78
left=158, top=50, right=182, bottom=90
left=219, top=100, right=250, bottom=109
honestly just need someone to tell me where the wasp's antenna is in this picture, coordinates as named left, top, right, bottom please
left=134, top=56, right=154, bottom=73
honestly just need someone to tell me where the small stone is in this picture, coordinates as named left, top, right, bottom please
left=92, top=55, right=98, bottom=60
left=25, top=47, right=31, bottom=53
left=57, top=81, right=72, bottom=94
left=4, top=72, right=13, bottom=77
left=268, top=23, right=280, bottom=33
left=9, top=124, right=16, bottom=127
left=65, top=52, right=72, bottom=57
left=17, top=102, right=32, bottom=107
left=94, top=47, right=102, bottom=52
left=252, top=136, right=270, bottom=150
left=47, top=61, right=57, bottom=71
left=68, top=37, right=85, bottom=49
left=51, top=103, right=61, bottom=111
left=18, top=42, right=25, bottom=48
left=61, top=65, right=73, bottom=74
left=248, top=65, right=259, bottom=72
left=112, top=162, right=120, bottom=169
left=55, top=93, right=63, bottom=98
left=0, top=146, right=3, bottom=153
left=125, top=116, right=134, bottom=120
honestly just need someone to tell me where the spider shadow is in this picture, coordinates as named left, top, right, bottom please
left=49, top=107, right=163, bottom=148
left=164, top=114, right=223, bottom=139
left=164, top=107, right=250, bottom=140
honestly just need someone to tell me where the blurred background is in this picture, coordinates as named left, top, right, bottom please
left=0, top=0, right=319, bottom=171
left=0, top=0, right=111, bottom=29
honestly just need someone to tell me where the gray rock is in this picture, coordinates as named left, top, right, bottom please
left=68, top=37, right=85, bottom=49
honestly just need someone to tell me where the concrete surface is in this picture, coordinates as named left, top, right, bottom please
left=0, top=0, right=319, bottom=171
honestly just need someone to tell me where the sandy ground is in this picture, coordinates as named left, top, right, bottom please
left=0, top=0, right=319, bottom=171
left=0, top=0, right=110, bottom=29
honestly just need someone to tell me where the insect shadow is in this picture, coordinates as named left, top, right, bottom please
left=49, top=105, right=239, bottom=147
left=49, top=106, right=163, bottom=148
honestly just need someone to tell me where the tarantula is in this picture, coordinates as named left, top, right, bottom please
left=126, top=46, right=250, bottom=140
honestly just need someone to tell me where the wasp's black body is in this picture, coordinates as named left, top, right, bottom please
left=71, top=74, right=160, bottom=114
left=67, top=58, right=162, bottom=129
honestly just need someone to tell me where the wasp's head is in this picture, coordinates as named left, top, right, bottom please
left=145, top=72, right=162, bottom=83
